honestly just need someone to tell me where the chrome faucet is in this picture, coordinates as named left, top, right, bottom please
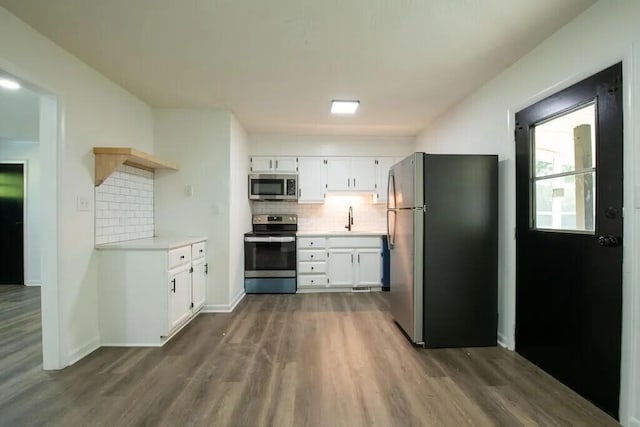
left=345, top=206, right=354, bottom=231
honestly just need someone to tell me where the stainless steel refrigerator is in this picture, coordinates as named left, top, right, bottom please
left=387, top=153, right=498, bottom=348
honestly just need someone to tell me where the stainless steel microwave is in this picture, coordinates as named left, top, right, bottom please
left=248, top=174, right=298, bottom=201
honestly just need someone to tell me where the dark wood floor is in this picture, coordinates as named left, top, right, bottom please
left=0, top=286, right=618, bottom=426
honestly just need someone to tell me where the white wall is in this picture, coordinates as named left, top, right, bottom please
left=415, top=1, right=640, bottom=424
left=0, top=88, right=39, bottom=141
left=0, top=141, right=40, bottom=285
left=153, top=109, right=232, bottom=308
left=0, top=6, right=155, bottom=367
left=249, top=134, right=414, bottom=157
left=229, top=114, right=252, bottom=305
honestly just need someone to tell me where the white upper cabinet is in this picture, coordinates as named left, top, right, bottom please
left=351, top=158, right=377, bottom=191
left=250, top=156, right=298, bottom=173
left=374, top=157, right=402, bottom=204
left=297, top=157, right=326, bottom=203
left=325, top=158, right=352, bottom=191
left=325, top=157, right=376, bottom=192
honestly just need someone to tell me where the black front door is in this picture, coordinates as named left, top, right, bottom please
left=0, top=163, right=25, bottom=285
left=515, top=63, right=623, bottom=418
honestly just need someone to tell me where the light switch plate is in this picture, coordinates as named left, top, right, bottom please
left=77, top=195, right=89, bottom=212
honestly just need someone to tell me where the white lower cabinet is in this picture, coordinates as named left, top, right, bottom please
left=169, top=264, right=192, bottom=330
left=98, top=238, right=208, bottom=346
left=297, top=237, right=328, bottom=290
left=297, top=235, right=382, bottom=292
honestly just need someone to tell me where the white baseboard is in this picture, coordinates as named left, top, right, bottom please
left=67, top=336, right=100, bottom=366
left=498, top=332, right=513, bottom=350
left=629, top=416, right=640, bottom=427
left=25, top=281, right=41, bottom=287
left=202, top=291, right=245, bottom=313
left=101, top=342, right=162, bottom=347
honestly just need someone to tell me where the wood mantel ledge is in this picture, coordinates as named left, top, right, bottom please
left=93, top=147, right=178, bottom=186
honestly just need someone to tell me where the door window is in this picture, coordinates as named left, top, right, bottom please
left=532, top=102, right=596, bottom=233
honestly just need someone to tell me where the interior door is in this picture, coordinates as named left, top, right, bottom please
left=515, top=63, right=622, bottom=418
left=0, top=163, right=24, bottom=285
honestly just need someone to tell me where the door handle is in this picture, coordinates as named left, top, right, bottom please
left=171, top=278, right=176, bottom=293
left=351, top=253, right=354, bottom=264
left=598, top=235, right=621, bottom=247
left=205, top=263, right=208, bottom=274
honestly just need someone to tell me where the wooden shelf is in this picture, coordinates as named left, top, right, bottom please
left=93, top=147, right=178, bottom=186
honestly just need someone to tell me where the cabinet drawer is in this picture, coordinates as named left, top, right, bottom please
left=298, top=275, right=327, bottom=287
left=328, top=236, right=380, bottom=248
left=297, top=250, right=327, bottom=262
left=168, top=246, right=191, bottom=269
left=297, top=237, right=327, bottom=249
left=298, top=262, right=326, bottom=274
left=192, top=241, right=206, bottom=259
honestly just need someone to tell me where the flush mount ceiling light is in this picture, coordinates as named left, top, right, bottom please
left=0, top=78, right=21, bottom=90
left=331, top=100, right=359, bottom=115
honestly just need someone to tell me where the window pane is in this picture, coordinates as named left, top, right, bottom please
left=534, top=103, right=596, bottom=177
left=535, top=172, right=595, bottom=232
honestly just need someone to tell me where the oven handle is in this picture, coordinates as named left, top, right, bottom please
left=244, top=236, right=296, bottom=243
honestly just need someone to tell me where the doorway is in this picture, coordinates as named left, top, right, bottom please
left=515, top=63, right=623, bottom=418
left=0, top=163, right=24, bottom=285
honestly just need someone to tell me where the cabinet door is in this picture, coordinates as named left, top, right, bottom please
left=274, top=157, right=298, bottom=173
left=327, top=249, right=354, bottom=286
left=250, top=156, right=274, bottom=172
left=375, top=157, right=397, bottom=204
left=355, top=248, right=382, bottom=286
left=169, top=266, right=192, bottom=331
left=191, top=257, right=207, bottom=312
left=351, top=158, right=377, bottom=191
left=325, top=158, right=352, bottom=191
left=297, top=157, right=325, bottom=202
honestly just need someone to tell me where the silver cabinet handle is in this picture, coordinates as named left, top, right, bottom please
left=347, top=178, right=350, bottom=187
left=276, top=160, right=279, bottom=169
left=354, top=178, right=356, bottom=188
left=358, top=253, right=360, bottom=263
left=270, top=159, right=273, bottom=169
left=351, top=253, right=354, bottom=263
left=298, top=188, right=301, bottom=197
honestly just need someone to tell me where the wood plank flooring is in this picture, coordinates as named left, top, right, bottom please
left=0, top=286, right=619, bottom=426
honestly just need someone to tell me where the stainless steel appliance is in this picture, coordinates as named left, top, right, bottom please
left=248, top=174, right=298, bottom=201
left=387, top=153, right=498, bottom=347
left=244, top=214, right=297, bottom=293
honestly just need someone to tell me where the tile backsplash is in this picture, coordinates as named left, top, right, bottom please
left=252, top=193, right=387, bottom=231
left=95, top=165, right=154, bottom=244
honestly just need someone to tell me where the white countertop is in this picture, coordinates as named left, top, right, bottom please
left=95, top=236, right=208, bottom=250
left=296, top=230, right=386, bottom=237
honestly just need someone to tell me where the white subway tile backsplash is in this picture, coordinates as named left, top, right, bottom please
left=95, top=164, right=154, bottom=245
left=251, top=193, right=387, bottom=232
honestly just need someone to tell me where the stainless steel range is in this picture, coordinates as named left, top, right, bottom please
left=244, top=214, right=297, bottom=293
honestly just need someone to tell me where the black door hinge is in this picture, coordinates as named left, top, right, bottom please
left=191, top=302, right=194, bottom=308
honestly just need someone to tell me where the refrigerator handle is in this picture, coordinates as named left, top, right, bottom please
left=386, top=171, right=396, bottom=250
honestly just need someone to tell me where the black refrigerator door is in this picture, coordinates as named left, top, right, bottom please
left=422, top=154, right=498, bottom=348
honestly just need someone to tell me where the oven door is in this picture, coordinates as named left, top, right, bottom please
left=244, top=236, right=296, bottom=277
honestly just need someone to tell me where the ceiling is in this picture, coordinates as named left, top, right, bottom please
left=0, top=0, right=596, bottom=137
